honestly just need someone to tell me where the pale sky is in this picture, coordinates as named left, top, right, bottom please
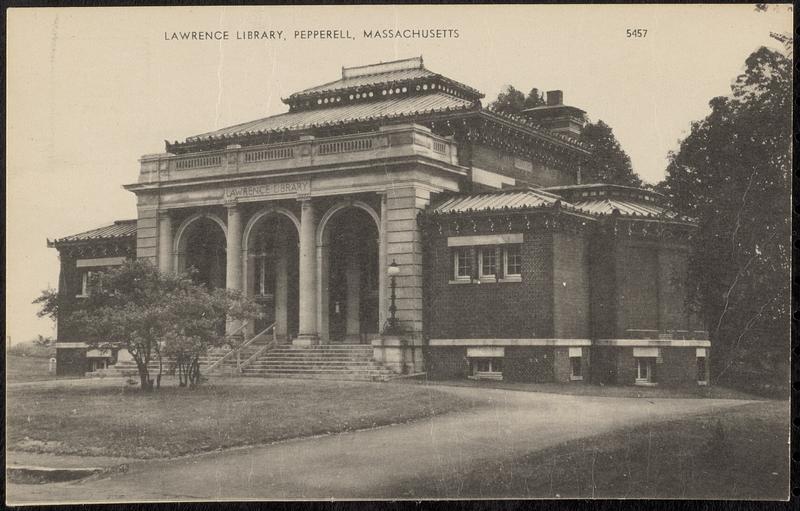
left=6, top=5, right=792, bottom=344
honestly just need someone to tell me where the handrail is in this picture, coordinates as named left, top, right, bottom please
left=239, top=337, right=278, bottom=372
left=206, top=322, right=275, bottom=374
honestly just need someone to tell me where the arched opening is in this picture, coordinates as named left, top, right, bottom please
left=245, top=214, right=300, bottom=341
left=322, top=207, right=380, bottom=343
left=179, top=217, right=227, bottom=290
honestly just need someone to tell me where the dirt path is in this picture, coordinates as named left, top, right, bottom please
left=7, top=385, right=754, bottom=503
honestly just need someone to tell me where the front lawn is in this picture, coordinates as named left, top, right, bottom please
left=412, top=378, right=763, bottom=400
left=7, top=378, right=479, bottom=459
left=398, top=399, right=789, bottom=500
left=6, top=354, right=70, bottom=383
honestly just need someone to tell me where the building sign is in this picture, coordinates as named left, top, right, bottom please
left=225, top=180, right=310, bottom=201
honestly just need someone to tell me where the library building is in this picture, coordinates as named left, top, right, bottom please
left=48, top=57, right=710, bottom=386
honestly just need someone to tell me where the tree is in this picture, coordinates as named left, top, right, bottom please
left=34, top=260, right=258, bottom=391
left=658, top=46, right=791, bottom=387
left=579, top=120, right=643, bottom=187
left=163, top=287, right=258, bottom=387
left=488, top=85, right=643, bottom=186
left=488, top=85, right=545, bottom=115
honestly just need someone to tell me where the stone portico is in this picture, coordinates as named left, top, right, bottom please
left=127, top=124, right=463, bottom=367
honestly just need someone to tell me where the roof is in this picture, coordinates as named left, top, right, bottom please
left=186, top=92, right=476, bottom=142
left=287, top=56, right=483, bottom=100
left=50, top=220, right=137, bottom=245
left=432, top=189, right=563, bottom=214
left=570, top=198, right=676, bottom=218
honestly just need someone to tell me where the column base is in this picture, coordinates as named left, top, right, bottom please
left=292, top=334, right=319, bottom=347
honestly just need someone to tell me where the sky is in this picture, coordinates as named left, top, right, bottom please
left=6, top=4, right=792, bottom=344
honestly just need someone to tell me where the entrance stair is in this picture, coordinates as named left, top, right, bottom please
left=241, top=344, right=396, bottom=381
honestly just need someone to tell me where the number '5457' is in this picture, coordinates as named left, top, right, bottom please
left=626, top=29, right=648, bottom=38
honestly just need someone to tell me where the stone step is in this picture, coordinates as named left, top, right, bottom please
left=241, top=368, right=392, bottom=376
left=241, top=372, right=390, bottom=381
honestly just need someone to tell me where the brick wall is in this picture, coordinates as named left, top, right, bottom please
left=56, top=348, right=87, bottom=376
left=657, top=347, right=700, bottom=386
left=426, top=231, right=553, bottom=339
left=590, top=346, right=618, bottom=384
left=589, top=231, right=617, bottom=339
left=504, top=346, right=556, bottom=382
left=619, top=242, right=659, bottom=333
left=424, top=346, right=468, bottom=379
left=553, top=232, right=590, bottom=338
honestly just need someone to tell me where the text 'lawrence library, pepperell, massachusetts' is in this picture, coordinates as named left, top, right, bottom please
left=48, top=57, right=710, bottom=386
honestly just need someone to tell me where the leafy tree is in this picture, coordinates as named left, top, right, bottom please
left=488, top=85, right=545, bottom=115
left=163, top=287, right=258, bottom=387
left=659, top=46, right=791, bottom=387
left=34, top=260, right=258, bottom=391
left=579, top=120, right=642, bottom=187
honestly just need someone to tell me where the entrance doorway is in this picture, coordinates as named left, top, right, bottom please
left=179, top=215, right=227, bottom=336
left=324, top=207, right=379, bottom=343
left=246, top=214, right=299, bottom=341
left=182, top=217, right=226, bottom=290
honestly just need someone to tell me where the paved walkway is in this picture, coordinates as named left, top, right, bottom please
left=7, top=385, right=752, bottom=503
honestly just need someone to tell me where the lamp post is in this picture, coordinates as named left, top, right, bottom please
left=386, top=259, right=400, bottom=334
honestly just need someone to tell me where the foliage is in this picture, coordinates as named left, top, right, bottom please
left=658, top=46, right=791, bottom=385
left=34, top=259, right=259, bottom=391
left=488, top=85, right=545, bottom=115
left=163, top=287, right=258, bottom=387
left=487, top=85, right=643, bottom=186
left=579, top=120, right=643, bottom=187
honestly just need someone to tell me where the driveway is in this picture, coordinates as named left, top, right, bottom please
left=7, top=385, right=752, bottom=503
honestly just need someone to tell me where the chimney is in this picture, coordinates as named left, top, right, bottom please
left=546, top=90, right=563, bottom=106
left=521, top=90, right=586, bottom=139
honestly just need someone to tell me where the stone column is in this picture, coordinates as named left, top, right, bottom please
left=345, top=251, right=361, bottom=342
left=295, top=198, right=318, bottom=345
left=275, top=232, right=289, bottom=340
left=377, top=193, right=388, bottom=333
left=157, top=212, right=173, bottom=274
left=225, top=203, right=243, bottom=335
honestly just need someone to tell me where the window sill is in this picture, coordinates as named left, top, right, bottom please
left=697, top=380, right=708, bottom=386
left=469, top=372, right=503, bottom=381
left=498, top=276, right=522, bottom=283
left=448, top=279, right=473, bottom=285
left=634, top=381, right=657, bottom=387
left=478, top=276, right=497, bottom=283
left=75, top=294, right=88, bottom=299
left=570, top=375, right=583, bottom=381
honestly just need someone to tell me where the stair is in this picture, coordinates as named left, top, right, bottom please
left=241, top=344, right=397, bottom=381
left=106, top=339, right=271, bottom=377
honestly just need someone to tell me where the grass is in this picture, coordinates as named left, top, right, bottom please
left=7, top=378, right=479, bottom=460
left=6, top=354, right=72, bottom=384
left=397, top=400, right=790, bottom=500
left=410, top=378, right=763, bottom=400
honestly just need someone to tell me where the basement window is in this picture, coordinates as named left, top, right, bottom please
left=697, top=348, right=708, bottom=386
left=635, top=357, right=657, bottom=385
left=469, top=358, right=503, bottom=381
left=569, top=347, right=583, bottom=381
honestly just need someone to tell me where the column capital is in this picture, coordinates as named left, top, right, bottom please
left=224, top=199, right=240, bottom=209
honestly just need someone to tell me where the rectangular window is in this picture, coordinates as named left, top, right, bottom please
left=635, top=357, right=657, bottom=384
left=469, top=357, right=503, bottom=380
left=453, top=248, right=473, bottom=280
left=78, top=271, right=92, bottom=298
left=570, top=356, right=583, bottom=380
left=503, top=244, right=522, bottom=280
left=478, top=247, right=497, bottom=280
left=697, top=356, right=708, bottom=385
